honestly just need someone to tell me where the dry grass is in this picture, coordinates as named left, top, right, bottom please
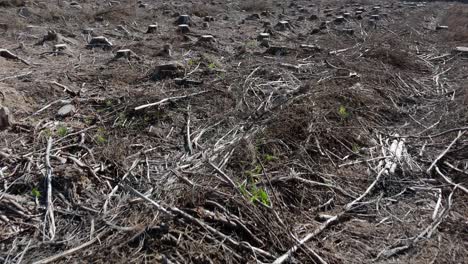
left=190, top=3, right=223, bottom=17
left=239, top=0, right=272, bottom=12
left=440, top=4, right=468, bottom=42
left=0, top=0, right=25, bottom=7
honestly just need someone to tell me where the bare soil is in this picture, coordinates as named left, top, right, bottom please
left=1, top=0, right=467, bottom=263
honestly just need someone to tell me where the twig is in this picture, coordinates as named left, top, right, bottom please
left=33, top=99, right=72, bottom=116
left=427, top=131, right=466, bottom=173
left=15, top=239, right=31, bottom=264
left=43, top=137, right=56, bottom=241
left=102, top=158, right=140, bottom=213
left=122, top=185, right=274, bottom=259
left=345, top=168, right=387, bottom=210
left=48, top=81, right=79, bottom=96
left=185, top=105, right=193, bottom=155
left=435, top=166, right=468, bottom=195
left=0, top=71, right=33, bottom=82
left=207, top=160, right=238, bottom=189
left=32, top=230, right=109, bottom=264
left=273, top=167, right=387, bottom=263
left=134, top=91, right=208, bottom=110
left=272, top=215, right=339, bottom=264
left=396, top=126, right=468, bottom=139
left=268, top=175, right=355, bottom=199
left=376, top=187, right=456, bottom=260
left=0, top=49, right=30, bottom=65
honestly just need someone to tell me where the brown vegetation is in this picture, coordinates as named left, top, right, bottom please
left=1, top=0, right=467, bottom=263
left=441, top=4, right=468, bottom=42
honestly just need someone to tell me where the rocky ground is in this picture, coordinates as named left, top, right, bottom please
left=0, top=0, right=467, bottom=263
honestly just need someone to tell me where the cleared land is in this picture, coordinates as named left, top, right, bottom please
left=1, top=0, right=467, bottom=263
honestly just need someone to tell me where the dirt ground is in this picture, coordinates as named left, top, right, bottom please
left=1, top=0, right=467, bottom=263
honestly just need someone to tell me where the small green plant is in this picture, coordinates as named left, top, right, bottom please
left=352, top=143, right=360, bottom=153
left=84, top=117, right=94, bottom=125
left=31, top=187, right=41, bottom=198
left=208, top=62, right=217, bottom=69
left=105, top=99, right=113, bottom=107
left=57, top=126, right=68, bottom=137
left=238, top=182, right=271, bottom=207
left=95, top=127, right=107, bottom=144
left=41, top=128, right=52, bottom=139
left=264, top=154, right=278, bottom=162
left=187, top=58, right=198, bottom=67
left=245, top=40, right=257, bottom=48
left=216, top=72, right=226, bottom=79
left=250, top=185, right=271, bottom=206
left=239, top=182, right=248, bottom=197
left=338, top=105, right=349, bottom=119
left=245, top=164, right=262, bottom=180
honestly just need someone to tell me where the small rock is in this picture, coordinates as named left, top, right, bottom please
left=0, top=106, right=13, bottom=131
left=370, top=15, right=380, bottom=21
left=57, top=104, right=76, bottom=117
left=202, top=22, right=209, bottom=28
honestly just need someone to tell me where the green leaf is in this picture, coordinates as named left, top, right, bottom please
left=257, top=189, right=270, bottom=206
left=31, top=187, right=41, bottom=198
left=57, top=126, right=68, bottom=137
left=338, top=105, right=349, bottom=119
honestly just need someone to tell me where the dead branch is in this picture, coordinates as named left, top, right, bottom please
left=122, top=184, right=275, bottom=259
left=32, top=230, right=110, bottom=264
left=43, top=137, right=56, bottom=241
left=427, top=131, right=466, bottom=173
left=0, top=49, right=30, bottom=65
left=134, top=91, right=209, bottom=111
